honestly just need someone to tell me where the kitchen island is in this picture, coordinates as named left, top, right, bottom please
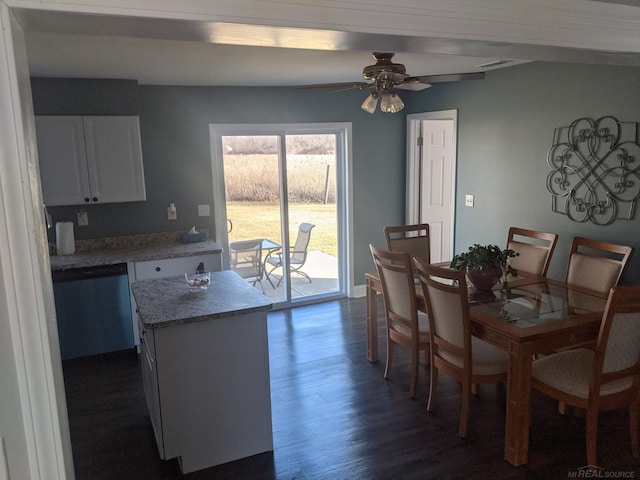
left=132, top=270, right=273, bottom=474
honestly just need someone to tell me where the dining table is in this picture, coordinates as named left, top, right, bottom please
left=364, top=270, right=608, bottom=467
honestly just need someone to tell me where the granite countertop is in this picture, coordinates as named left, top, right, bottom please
left=49, top=231, right=223, bottom=270
left=132, top=270, right=272, bottom=329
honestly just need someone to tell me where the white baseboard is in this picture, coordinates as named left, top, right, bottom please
left=350, top=284, right=367, bottom=298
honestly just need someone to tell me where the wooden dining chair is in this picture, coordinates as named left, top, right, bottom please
left=565, top=237, right=633, bottom=294
left=413, top=259, right=508, bottom=438
left=531, top=285, right=640, bottom=467
left=506, top=227, right=558, bottom=276
left=383, top=223, right=430, bottom=264
left=370, top=244, right=430, bottom=398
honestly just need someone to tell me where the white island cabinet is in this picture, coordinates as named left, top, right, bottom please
left=131, top=270, right=273, bottom=474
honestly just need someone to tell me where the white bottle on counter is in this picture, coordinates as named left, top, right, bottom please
left=168, top=203, right=177, bottom=220
left=56, top=221, right=75, bottom=255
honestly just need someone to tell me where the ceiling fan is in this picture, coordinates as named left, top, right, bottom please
left=299, top=52, right=485, bottom=114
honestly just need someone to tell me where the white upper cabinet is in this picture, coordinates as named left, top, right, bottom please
left=36, top=115, right=146, bottom=206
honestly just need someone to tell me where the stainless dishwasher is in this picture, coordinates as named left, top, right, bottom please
left=52, top=263, right=134, bottom=360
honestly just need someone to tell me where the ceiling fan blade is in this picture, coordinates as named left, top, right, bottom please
left=295, top=81, right=372, bottom=90
left=408, top=72, right=485, bottom=84
left=396, top=82, right=432, bottom=91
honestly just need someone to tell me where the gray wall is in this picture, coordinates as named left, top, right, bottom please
left=33, top=79, right=407, bottom=282
left=409, top=61, right=640, bottom=284
left=33, top=61, right=640, bottom=286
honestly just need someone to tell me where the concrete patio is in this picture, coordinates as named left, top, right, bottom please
left=248, top=250, right=339, bottom=302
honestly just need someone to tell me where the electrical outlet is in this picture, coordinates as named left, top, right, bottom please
left=198, top=204, right=211, bottom=216
left=465, top=194, right=474, bottom=207
left=77, top=210, right=89, bottom=226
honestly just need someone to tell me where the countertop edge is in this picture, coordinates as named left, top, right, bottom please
left=141, top=302, right=273, bottom=329
left=50, top=239, right=223, bottom=270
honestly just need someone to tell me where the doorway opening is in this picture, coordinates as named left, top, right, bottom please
left=210, top=124, right=351, bottom=308
left=406, top=110, right=458, bottom=263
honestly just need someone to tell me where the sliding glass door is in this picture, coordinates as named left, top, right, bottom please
left=210, top=124, right=350, bottom=307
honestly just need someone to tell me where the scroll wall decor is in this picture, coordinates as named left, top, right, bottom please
left=546, top=116, right=640, bottom=225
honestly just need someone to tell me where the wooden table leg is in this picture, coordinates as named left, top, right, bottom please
left=504, top=341, right=533, bottom=466
left=365, top=275, right=378, bottom=363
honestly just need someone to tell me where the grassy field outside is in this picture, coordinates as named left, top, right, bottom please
left=224, top=154, right=336, bottom=203
left=223, top=150, right=338, bottom=258
left=226, top=201, right=338, bottom=258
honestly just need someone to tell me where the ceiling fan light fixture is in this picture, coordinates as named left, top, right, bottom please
left=361, top=91, right=379, bottom=114
left=380, top=91, right=404, bottom=113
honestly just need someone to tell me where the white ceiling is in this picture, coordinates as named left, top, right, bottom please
left=25, top=32, right=523, bottom=87
left=16, top=3, right=640, bottom=88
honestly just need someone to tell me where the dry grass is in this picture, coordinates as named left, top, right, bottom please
left=223, top=153, right=338, bottom=257
left=223, top=154, right=336, bottom=203
left=226, top=201, right=338, bottom=257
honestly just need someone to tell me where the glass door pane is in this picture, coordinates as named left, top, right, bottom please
left=222, top=135, right=285, bottom=302
left=218, top=128, right=343, bottom=307
left=285, top=134, right=339, bottom=300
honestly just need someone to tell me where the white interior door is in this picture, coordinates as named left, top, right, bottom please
left=406, top=111, right=457, bottom=263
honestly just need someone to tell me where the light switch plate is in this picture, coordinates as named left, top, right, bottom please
left=77, top=210, right=88, bottom=226
left=465, top=194, right=474, bottom=207
left=198, top=204, right=211, bottom=216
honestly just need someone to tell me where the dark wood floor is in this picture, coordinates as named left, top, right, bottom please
left=62, top=297, right=639, bottom=479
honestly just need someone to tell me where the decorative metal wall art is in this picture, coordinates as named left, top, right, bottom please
left=546, top=116, right=640, bottom=225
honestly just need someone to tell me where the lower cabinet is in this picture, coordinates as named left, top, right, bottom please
left=138, top=309, right=273, bottom=474
left=139, top=314, right=164, bottom=456
left=133, top=254, right=221, bottom=280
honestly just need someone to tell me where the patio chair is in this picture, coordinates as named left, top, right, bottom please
left=229, top=238, right=264, bottom=291
left=265, top=223, right=315, bottom=288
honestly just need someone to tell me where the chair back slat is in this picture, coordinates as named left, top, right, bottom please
left=384, top=223, right=430, bottom=263
left=566, top=237, right=633, bottom=294
left=506, top=227, right=558, bottom=276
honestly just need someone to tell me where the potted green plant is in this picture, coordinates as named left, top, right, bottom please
left=450, top=244, right=519, bottom=291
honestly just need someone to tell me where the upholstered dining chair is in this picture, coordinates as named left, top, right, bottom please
left=565, top=237, right=633, bottom=294
left=383, top=223, right=430, bottom=264
left=370, top=244, right=430, bottom=398
left=506, top=227, right=558, bottom=276
left=531, top=285, right=640, bottom=467
left=413, top=259, right=508, bottom=438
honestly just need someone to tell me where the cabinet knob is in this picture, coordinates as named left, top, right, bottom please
left=155, top=267, right=161, bottom=272
left=92, top=197, right=98, bottom=202
left=84, top=197, right=90, bottom=203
